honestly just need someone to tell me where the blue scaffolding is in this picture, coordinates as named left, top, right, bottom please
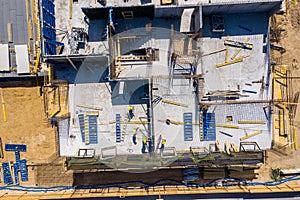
left=20, top=160, right=29, bottom=182
left=183, top=113, right=193, bottom=141
left=41, top=0, right=64, bottom=55
left=2, top=162, right=13, bottom=185
left=13, top=164, right=19, bottom=185
left=201, top=112, right=216, bottom=141
left=88, top=115, right=98, bottom=144
left=116, top=114, right=121, bottom=143
left=78, top=114, right=86, bottom=143
left=5, top=144, right=27, bottom=152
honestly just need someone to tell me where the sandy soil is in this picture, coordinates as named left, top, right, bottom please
left=0, top=87, right=56, bottom=164
left=256, top=2, right=300, bottom=181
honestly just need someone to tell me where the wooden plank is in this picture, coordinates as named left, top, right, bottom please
left=162, top=99, right=188, bottom=107
left=0, top=88, right=6, bottom=122
left=240, top=130, right=262, bottom=141
left=216, top=124, right=239, bottom=129
left=238, top=120, right=266, bottom=124
left=7, top=23, right=12, bottom=43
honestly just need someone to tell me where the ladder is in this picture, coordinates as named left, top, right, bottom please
left=121, top=112, right=128, bottom=142
left=78, top=114, right=85, bottom=143
left=184, top=112, right=193, bottom=141
left=84, top=116, right=90, bottom=145
left=2, top=162, right=13, bottom=185
left=116, top=114, right=121, bottom=143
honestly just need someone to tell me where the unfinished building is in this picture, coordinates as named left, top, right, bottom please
left=36, top=0, right=285, bottom=182
left=2, top=0, right=296, bottom=191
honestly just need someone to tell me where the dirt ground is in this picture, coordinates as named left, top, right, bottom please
left=256, top=1, right=300, bottom=182
left=0, top=87, right=56, bottom=163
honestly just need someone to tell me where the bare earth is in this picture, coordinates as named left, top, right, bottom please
left=0, top=87, right=56, bottom=164
left=256, top=3, right=300, bottom=182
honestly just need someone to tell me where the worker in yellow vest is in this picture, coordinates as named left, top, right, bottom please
left=160, top=139, right=166, bottom=151
left=128, top=105, right=134, bottom=121
left=141, top=137, right=147, bottom=153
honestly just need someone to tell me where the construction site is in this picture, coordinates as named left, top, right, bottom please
left=1, top=0, right=300, bottom=199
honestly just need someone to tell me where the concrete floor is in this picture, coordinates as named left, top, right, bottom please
left=56, top=1, right=274, bottom=157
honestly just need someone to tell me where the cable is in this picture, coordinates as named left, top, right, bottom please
left=0, top=175, right=300, bottom=192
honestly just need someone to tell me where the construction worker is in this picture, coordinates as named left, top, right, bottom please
left=148, top=138, right=153, bottom=153
left=132, top=127, right=139, bottom=145
left=128, top=105, right=134, bottom=121
left=160, top=139, right=166, bottom=151
left=141, top=137, right=147, bottom=154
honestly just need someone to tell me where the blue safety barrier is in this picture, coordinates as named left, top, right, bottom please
left=42, top=0, right=64, bottom=55
left=78, top=114, right=86, bottom=143
left=5, top=144, right=27, bottom=152
left=2, top=162, right=13, bottom=185
left=116, top=114, right=121, bottom=143
left=13, top=164, right=19, bottom=185
left=183, top=113, right=193, bottom=141
left=20, top=160, right=28, bottom=182
left=202, top=112, right=216, bottom=141
left=88, top=115, right=98, bottom=144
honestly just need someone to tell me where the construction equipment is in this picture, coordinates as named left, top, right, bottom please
left=240, top=130, right=262, bottom=141
left=224, top=39, right=253, bottom=50
left=216, top=55, right=250, bottom=68
left=162, top=99, right=188, bottom=107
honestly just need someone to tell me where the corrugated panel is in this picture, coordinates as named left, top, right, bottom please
left=15, top=45, right=30, bottom=74
left=20, top=159, right=28, bottom=181
left=116, top=114, right=121, bottom=142
left=184, top=112, right=193, bottom=141
left=13, top=164, right=19, bottom=185
left=202, top=112, right=216, bottom=141
left=0, top=44, right=10, bottom=71
left=88, top=115, right=98, bottom=144
left=2, top=162, right=13, bottom=185
left=5, top=144, right=27, bottom=152
left=180, top=8, right=194, bottom=33
left=78, top=114, right=86, bottom=143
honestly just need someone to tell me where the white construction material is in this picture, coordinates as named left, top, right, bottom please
left=180, top=8, right=194, bottom=33
left=15, top=45, right=30, bottom=74
left=0, top=44, right=10, bottom=71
